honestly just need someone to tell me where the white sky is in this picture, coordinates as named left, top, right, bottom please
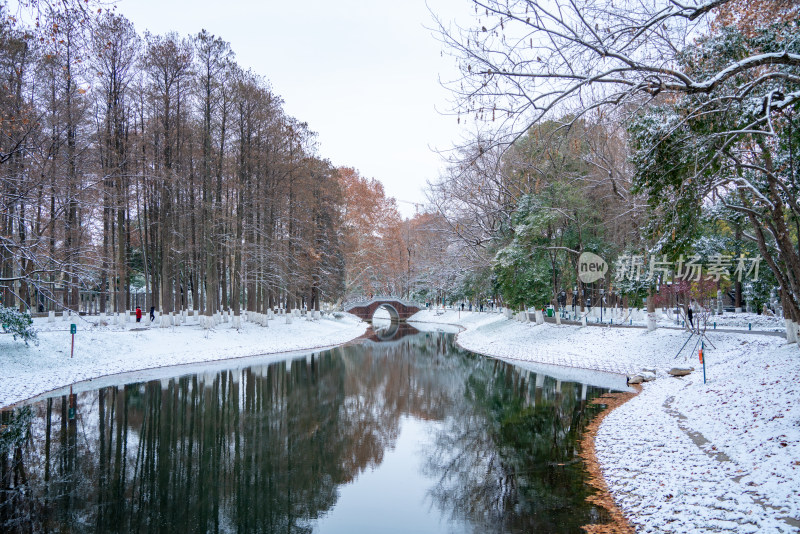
left=115, top=0, right=472, bottom=218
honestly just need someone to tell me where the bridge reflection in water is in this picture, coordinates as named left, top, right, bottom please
left=369, top=320, right=420, bottom=342
left=0, top=329, right=616, bottom=533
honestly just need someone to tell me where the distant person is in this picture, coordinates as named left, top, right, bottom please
left=135, top=306, right=142, bottom=323
left=149, top=306, right=155, bottom=322
left=687, top=306, right=694, bottom=330
left=461, top=303, right=464, bottom=311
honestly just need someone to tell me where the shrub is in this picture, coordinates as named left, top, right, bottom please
left=0, top=306, right=37, bottom=345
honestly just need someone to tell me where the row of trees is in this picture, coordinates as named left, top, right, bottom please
left=428, top=0, right=798, bottom=330
left=0, top=6, right=373, bottom=325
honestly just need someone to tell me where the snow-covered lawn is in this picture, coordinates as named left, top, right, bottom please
left=428, top=305, right=787, bottom=332
left=410, top=309, right=800, bottom=533
left=0, top=313, right=367, bottom=409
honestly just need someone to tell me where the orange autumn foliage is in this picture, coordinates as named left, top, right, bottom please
left=712, top=0, right=799, bottom=36
left=337, top=167, right=408, bottom=297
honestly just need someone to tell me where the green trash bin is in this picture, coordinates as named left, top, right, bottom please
left=546, top=308, right=554, bottom=317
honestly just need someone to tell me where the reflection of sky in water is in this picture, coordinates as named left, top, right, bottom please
left=372, top=306, right=393, bottom=330
left=317, top=416, right=464, bottom=534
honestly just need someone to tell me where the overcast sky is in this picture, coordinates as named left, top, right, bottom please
left=115, top=0, right=472, bottom=218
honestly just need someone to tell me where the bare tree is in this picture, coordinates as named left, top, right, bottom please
left=92, top=13, right=140, bottom=314
left=435, top=0, right=800, bottom=322
left=141, top=32, right=192, bottom=322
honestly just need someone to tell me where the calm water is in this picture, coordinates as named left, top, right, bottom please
left=1, top=327, right=614, bottom=533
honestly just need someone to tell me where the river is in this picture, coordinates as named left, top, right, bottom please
left=0, top=325, right=617, bottom=533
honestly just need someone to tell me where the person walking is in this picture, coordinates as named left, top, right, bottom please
left=149, top=306, right=155, bottom=322
left=135, top=306, right=142, bottom=323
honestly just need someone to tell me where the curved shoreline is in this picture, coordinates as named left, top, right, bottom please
left=409, top=310, right=800, bottom=532
left=2, top=337, right=368, bottom=411
left=580, top=389, right=639, bottom=534
left=0, top=316, right=368, bottom=410
left=443, top=321, right=637, bottom=532
left=7, top=317, right=636, bottom=533
left=6, top=312, right=796, bottom=531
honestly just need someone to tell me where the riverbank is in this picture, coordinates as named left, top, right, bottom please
left=409, top=309, right=800, bottom=533
left=0, top=313, right=367, bottom=409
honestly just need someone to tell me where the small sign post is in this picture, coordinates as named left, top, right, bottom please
left=700, top=341, right=706, bottom=384
left=70, top=323, right=76, bottom=358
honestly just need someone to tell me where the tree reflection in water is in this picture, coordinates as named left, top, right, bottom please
left=1, top=331, right=611, bottom=533
left=423, top=352, right=609, bottom=533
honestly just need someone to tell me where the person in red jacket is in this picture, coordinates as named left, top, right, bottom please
left=135, top=306, right=142, bottom=323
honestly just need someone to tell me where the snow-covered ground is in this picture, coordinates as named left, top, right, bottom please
left=409, top=309, right=800, bottom=533
left=0, top=312, right=367, bottom=409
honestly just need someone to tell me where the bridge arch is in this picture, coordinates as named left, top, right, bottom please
left=374, top=303, right=400, bottom=323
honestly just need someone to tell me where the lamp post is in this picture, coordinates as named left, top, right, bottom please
left=491, top=276, right=498, bottom=312
left=600, top=288, right=605, bottom=323
left=666, top=280, right=676, bottom=324
left=586, top=284, right=592, bottom=313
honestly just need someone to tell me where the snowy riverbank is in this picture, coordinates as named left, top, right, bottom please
left=0, top=313, right=367, bottom=409
left=409, top=309, right=800, bottom=533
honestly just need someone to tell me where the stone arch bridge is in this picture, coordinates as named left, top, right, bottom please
left=343, top=297, right=422, bottom=323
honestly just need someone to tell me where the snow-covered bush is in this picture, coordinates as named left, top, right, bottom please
left=0, top=305, right=37, bottom=345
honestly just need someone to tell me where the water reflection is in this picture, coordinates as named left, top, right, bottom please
left=425, top=364, right=604, bottom=532
left=1, top=331, right=611, bottom=533
left=368, top=321, right=421, bottom=342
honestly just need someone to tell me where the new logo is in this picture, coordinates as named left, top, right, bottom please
left=578, top=252, right=607, bottom=283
